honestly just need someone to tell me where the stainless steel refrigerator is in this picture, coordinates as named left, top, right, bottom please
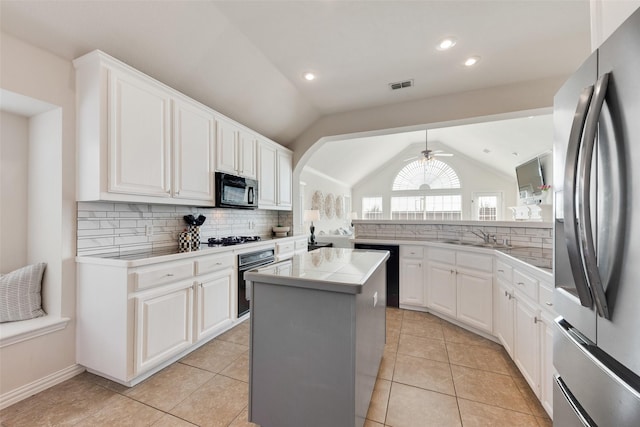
left=553, top=7, right=640, bottom=426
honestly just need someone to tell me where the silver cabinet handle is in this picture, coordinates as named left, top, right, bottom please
left=175, top=190, right=180, bottom=195
left=498, top=269, right=504, bottom=273
left=166, top=273, right=174, bottom=277
left=546, top=302, right=553, bottom=306
left=517, top=281, right=524, bottom=286
left=562, top=84, right=595, bottom=309
left=578, top=72, right=611, bottom=319
left=534, top=316, right=539, bottom=324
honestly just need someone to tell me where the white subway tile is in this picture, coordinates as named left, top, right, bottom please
left=78, top=201, right=115, bottom=212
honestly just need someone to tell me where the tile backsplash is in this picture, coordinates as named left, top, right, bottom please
left=77, top=202, right=293, bottom=256
left=354, top=222, right=553, bottom=249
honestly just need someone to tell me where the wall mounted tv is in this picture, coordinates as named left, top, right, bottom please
left=516, top=157, right=544, bottom=197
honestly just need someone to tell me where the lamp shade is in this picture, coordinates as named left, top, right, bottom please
left=304, top=209, right=320, bottom=222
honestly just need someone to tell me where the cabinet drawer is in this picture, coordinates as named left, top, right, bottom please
left=495, top=259, right=513, bottom=282
left=276, top=241, right=295, bottom=254
left=513, top=269, right=538, bottom=301
left=538, top=284, right=555, bottom=312
left=457, top=251, right=493, bottom=273
left=294, top=239, right=308, bottom=251
left=133, top=261, right=194, bottom=291
left=401, top=245, right=424, bottom=259
left=429, top=248, right=456, bottom=264
left=195, top=253, right=234, bottom=276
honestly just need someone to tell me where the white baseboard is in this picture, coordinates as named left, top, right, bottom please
left=0, top=364, right=85, bottom=410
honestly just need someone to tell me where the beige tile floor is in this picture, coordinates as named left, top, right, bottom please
left=0, top=308, right=552, bottom=427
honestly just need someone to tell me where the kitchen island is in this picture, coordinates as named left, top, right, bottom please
left=245, top=247, right=388, bottom=427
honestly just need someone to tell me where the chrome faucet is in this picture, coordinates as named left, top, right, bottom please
left=472, top=229, right=495, bottom=244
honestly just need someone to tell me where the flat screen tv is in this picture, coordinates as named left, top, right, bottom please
left=516, top=157, right=544, bottom=196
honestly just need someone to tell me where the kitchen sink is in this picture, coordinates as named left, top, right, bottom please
left=440, top=240, right=511, bottom=249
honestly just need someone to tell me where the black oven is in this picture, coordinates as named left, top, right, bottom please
left=215, top=172, right=258, bottom=209
left=237, top=248, right=275, bottom=317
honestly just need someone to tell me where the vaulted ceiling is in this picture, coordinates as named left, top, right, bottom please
left=1, top=0, right=590, bottom=146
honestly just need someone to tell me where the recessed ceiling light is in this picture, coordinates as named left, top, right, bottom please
left=464, top=56, right=480, bottom=67
left=512, top=152, right=519, bottom=156
left=303, top=72, right=316, bottom=81
left=483, top=148, right=491, bottom=154
left=437, top=38, right=457, bottom=51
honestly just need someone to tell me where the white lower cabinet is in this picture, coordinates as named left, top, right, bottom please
left=540, top=310, right=556, bottom=417
left=195, top=269, right=233, bottom=341
left=426, top=261, right=456, bottom=316
left=456, top=267, right=493, bottom=332
left=513, top=292, right=541, bottom=393
left=427, top=247, right=493, bottom=332
left=135, top=280, right=194, bottom=374
left=399, top=245, right=426, bottom=307
left=77, top=251, right=237, bottom=386
left=495, top=278, right=515, bottom=357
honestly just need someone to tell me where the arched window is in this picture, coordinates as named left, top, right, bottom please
left=393, top=159, right=460, bottom=190
left=391, top=160, right=462, bottom=220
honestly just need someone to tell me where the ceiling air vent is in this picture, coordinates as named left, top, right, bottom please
left=389, top=79, right=414, bottom=90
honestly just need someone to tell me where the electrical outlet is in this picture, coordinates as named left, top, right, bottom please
left=145, top=225, right=153, bottom=236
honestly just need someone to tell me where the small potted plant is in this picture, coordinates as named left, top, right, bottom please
left=272, top=224, right=290, bottom=237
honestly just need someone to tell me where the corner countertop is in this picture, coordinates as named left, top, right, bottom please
left=244, top=248, right=390, bottom=295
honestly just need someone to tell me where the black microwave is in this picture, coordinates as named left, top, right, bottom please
left=215, top=172, right=258, bottom=209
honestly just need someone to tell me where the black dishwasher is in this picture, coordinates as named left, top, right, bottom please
left=354, top=244, right=399, bottom=307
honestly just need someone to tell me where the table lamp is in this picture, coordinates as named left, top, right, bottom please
left=304, top=209, right=320, bottom=244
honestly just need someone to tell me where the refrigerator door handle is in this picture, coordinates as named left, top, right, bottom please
left=563, top=84, right=595, bottom=308
left=579, top=73, right=611, bottom=319
left=554, top=375, right=596, bottom=426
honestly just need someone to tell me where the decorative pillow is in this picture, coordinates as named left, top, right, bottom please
left=0, top=263, right=46, bottom=322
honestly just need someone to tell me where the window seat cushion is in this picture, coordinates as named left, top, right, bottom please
left=1, top=263, right=46, bottom=322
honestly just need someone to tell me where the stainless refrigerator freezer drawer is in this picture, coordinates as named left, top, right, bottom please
left=553, top=376, right=594, bottom=427
left=554, top=318, right=640, bottom=426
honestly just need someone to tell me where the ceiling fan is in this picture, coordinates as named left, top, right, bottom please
left=404, top=130, right=454, bottom=162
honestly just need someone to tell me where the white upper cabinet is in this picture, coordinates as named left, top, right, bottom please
left=258, top=142, right=277, bottom=207
left=238, top=129, right=257, bottom=179
left=74, top=50, right=285, bottom=206
left=172, top=98, right=215, bottom=201
left=215, top=118, right=257, bottom=179
left=258, top=138, right=292, bottom=210
left=108, top=68, right=172, bottom=197
left=277, top=149, right=293, bottom=208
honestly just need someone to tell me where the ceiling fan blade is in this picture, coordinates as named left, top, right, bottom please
left=434, top=153, right=453, bottom=157
left=403, top=156, right=419, bottom=161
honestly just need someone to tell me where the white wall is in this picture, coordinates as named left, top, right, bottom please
left=300, top=168, right=352, bottom=235
left=290, top=76, right=567, bottom=233
left=352, top=141, right=517, bottom=221
left=590, top=0, right=640, bottom=50
left=0, top=111, right=29, bottom=272
left=0, top=32, right=77, bottom=403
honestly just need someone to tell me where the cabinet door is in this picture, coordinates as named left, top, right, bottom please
left=457, top=268, right=493, bottom=333
left=238, top=130, right=257, bottom=179
left=109, top=69, right=171, bottom=197
left=495, top=279, right=515, bottom=357
left=514, top=294, right=541, bottom=396
left=258, top=142, right=277, bottom=207
left=400, top=258, right=425, bottom=306
left=173, top=99, right=215, bottom=201
left=196, top=270, right=233, bottom=341
left=216, top=118, right=238, bottom=174
left=276, top=150, right=293, bottom=209
left=135, top=281, right=193, bottom=374
left=427, top=262, right=456, bottom=317
left=540, top=311, right=555, bottom=417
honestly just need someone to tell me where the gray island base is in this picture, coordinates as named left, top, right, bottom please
left=245, top=248, right=389, bottom=427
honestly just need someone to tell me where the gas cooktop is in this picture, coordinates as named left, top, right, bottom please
left=207, top=236, right=262, bottom=246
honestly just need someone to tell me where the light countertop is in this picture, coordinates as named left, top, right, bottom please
left=244, top=248, right=389, bottom=295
